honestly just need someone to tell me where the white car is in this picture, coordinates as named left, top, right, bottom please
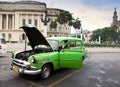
left=0, top=37, right=7, bottom=53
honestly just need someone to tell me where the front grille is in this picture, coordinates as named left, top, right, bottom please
left=12, top=59, right=37, bottom=70
left=14, top=60, right=24, bottom=64
left=13, top=59, right=30, bottom=68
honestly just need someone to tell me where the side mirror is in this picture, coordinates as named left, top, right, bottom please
left=58, top=46, right=62, bottom=52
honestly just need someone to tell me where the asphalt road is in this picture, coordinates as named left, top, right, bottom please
left=0, top=52, right=120, bottom=87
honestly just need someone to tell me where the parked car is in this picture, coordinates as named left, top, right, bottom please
left=0, top=37, right=7, bottom=53
left=10, top=26, right=88, bottom=79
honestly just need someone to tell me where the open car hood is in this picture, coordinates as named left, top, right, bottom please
left=21, top=26, right=53, bottom=50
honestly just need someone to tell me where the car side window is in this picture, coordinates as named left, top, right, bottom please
left=62, top=41, right=82, bottom=52
left=59, top=40, right=69, bottom=49
left=69, top=41, right=82, bottom=52
left=69, top=41, right=81, bottom=48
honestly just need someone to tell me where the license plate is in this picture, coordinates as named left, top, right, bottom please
left=13, top=66, right=19, bottom=73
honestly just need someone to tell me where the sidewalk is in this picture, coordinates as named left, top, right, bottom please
left=7, top=43, right=31, bottom=52
left=7, top=43, right=120, bottom=53
left=87, top=47, right=120, bottom=52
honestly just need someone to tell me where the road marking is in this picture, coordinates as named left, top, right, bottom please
left=47, top=62, right=95, bottom=87
left=24, top=80, right=45, bottom=87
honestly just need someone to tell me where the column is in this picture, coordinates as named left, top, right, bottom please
left=12, top=14, right=15, bottom=30
left=25, top=14, right=28, bottom=25
left=38, top=15, right=40, bottom=29
left=15, top=12, right=20, bottom=29
left=19, top=14, right=22, bottom=27
left=6, top=14, right=8, bottom=30
left=0, top=14, right=2, bottom=29
left=98, top=36, right=101, bottom=44
left=32, top=14, right=34, bottom=26
left=44, top=25, right=47, bottom=37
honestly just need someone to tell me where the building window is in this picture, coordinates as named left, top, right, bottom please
left=8, top=33, right=12, bottom=39
left=8, top=15, right=12, bottom=29
left=8, top=33, right=12, bottom=42
left=22, top=19, right=26, bottom=26
left=2, top=14, right=6, bottom=29
left=34, top=20, right=38, bottom=27
left=2, top=33, right=5, bottom=39
left=28, top=19, right=32, bottom=24
left=22, top=33, right=25, bottom=40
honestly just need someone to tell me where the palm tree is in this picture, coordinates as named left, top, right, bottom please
left=57, top=11, right=73, bottom=29
left=49, top=20, right=57, bottom=37
left=72, top=18, right=81, bottom=38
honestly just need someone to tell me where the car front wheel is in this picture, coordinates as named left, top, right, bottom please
left=41, top=64, right=51, bottom=79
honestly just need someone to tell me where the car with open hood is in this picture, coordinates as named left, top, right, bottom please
left=10, top=25, right=88, bottom=79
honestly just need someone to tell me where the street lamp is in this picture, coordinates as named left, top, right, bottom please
left=40, top=11, right=50, bottom=37
left=80, top=24, right=83, bottom=40
left=41, top=11, right=50, bottom=25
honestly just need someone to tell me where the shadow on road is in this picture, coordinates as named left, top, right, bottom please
left=18, top=68, right=78, bottom=86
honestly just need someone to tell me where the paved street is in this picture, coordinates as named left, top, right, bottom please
left=0, top=52, right=120, bottom=87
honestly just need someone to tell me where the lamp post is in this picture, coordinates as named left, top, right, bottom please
left=41, top=11, right=50, bottom=37
left=52, top=28, right=56, bottom=37
left=80, top=25, right=83, bottom=40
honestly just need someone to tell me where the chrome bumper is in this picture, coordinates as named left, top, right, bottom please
left=10, top=59, right=41, bottom=75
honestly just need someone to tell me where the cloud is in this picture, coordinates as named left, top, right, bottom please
left=69, top=2, right=114, bottom=31
left=80, top=0, right=120, bottom=7
left=43, top=0, right=118, bottom=31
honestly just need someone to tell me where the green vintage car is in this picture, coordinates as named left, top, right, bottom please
left=10, top=26, right=88, bottom=79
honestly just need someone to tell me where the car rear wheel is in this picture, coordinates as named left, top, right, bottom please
left=41, top=64, right=51, bottom=79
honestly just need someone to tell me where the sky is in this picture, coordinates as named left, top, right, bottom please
left=0, top=0, right=120, bottom=33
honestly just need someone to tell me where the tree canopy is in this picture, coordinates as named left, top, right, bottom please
left=57, top=11, right=73, bottom=29
left=91, top=26, right=119, bottom=44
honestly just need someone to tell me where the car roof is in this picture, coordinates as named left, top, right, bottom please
left=47, top=37, right=82, bottom=42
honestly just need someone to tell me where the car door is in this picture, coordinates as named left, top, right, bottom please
left=59, top=40, right=83, bottom=68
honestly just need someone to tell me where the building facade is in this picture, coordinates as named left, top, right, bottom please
left=0, top=1, right=70, bottom=42
left=111, top=8, right=120, bottom=44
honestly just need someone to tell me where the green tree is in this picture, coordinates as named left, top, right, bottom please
left=49, top=20, right=57, bottom=37
left=91, top=26, right=118, bottom=45
left=57, top=11, right=73, bottom=29
left=50, top=20, right=57, bottom=29
left=91, top=29, right=102, bottom=41
left=72, top=18, right=81, bottom=38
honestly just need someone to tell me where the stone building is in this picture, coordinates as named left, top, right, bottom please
left=111, top=8, right=120, bottom=31
left=111, top=8, right=120, bottom=44
left=0, top=1, right=70, bottom=42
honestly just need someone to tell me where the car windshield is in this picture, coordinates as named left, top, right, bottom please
left=0, top=38, right=5, bottom=44
left=47, top=39, right=59, bottom=51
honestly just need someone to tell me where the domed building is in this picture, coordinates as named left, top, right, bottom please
left=0, top=1, right=70, bottom=42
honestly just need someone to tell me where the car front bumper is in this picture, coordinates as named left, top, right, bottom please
left=10, top=59, right=41, bottom=75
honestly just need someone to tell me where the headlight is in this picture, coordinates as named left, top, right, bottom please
left=30, top=56, right=36, bottom=63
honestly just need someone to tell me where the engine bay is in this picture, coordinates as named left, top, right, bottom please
left=15, top=47, right=53, bottom=61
